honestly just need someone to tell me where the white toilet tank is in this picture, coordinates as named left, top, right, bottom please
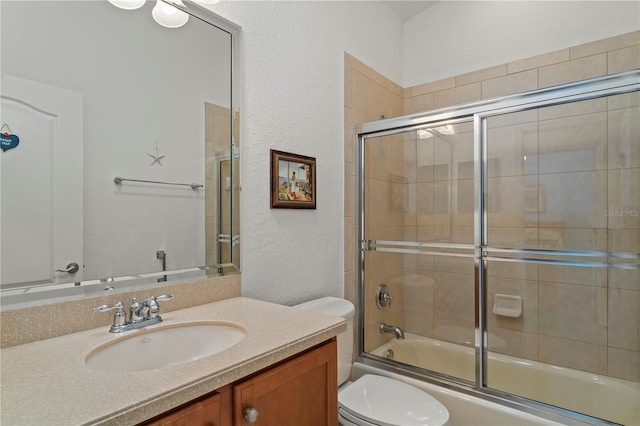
left=294, top=297, right=355, bottom=385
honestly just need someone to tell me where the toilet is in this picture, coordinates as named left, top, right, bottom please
left=294, top=297, right=449, bottom=426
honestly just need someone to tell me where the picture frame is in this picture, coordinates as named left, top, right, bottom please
left=270, top=149, right=316, bottom=209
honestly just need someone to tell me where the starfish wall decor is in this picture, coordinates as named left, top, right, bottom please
left=148, top=140, right=165, bottom=166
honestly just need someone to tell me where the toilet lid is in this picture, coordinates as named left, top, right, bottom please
left=338, top=375, right=449, bottom=426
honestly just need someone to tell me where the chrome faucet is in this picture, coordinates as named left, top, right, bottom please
left=95, top=294, right=174, bottom=333
left=379, top=322, right=405, bottom=340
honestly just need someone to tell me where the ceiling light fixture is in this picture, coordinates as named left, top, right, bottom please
left=152, top=0, right=189, bottom=28
left=108, top=0, right=146, bottom=10
left=109, top=0, right=220, bottom=29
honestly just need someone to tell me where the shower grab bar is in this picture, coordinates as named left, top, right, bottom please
left=363, top=240, right=639, bottom=268
left=218, top=234, right=241, bottom=246
left=486, top=246, right=640, bottom=260
left=487, top=255, right=640, bottom=270
left=365, top=239, right=640, bottom=260
left=114, top=176, right=203, bottom=190
left=368, top=240, right=474, bottom=250
left=371, top=247, right=475, bottom=258
left=365, top=240, right=475, bottom=257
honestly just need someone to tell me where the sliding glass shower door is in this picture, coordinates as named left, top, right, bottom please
left=483, top=94, right=640, bottom=424
left=361, top=120, right=477, bottom=382
left=358, top=71, right=640, bottom=425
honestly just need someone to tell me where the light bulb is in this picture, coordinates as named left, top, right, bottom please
left=417, top=129, right=433, bottom=139
left=437, top=125, right=455, bottom=135
left=152, top=0, right=189, bottom=28
left=108, top=0, right=146, bottom=10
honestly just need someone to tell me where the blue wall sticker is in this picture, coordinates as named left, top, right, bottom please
left=0, top=124, right=19, bottom=152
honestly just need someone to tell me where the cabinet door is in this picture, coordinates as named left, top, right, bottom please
left=142, top=386, right=232, bottom=426
left=233, top=339, right=337, bottom=426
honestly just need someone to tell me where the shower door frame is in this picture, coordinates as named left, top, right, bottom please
left=356, top=69, right=640, bottom=425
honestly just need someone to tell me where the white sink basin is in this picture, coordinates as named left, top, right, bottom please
left=85, top=322, right=246, bottom=372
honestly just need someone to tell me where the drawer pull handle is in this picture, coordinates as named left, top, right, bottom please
left=244, top=407, right=259, bottom=423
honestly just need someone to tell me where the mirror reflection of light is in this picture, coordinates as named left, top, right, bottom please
left=109, top=0, right=210, bottom=29
left=438, top=124, right=455, bottom=135
left=417, top=129, right=433, bottom=139
left=363, top=388, right=373, bottom=411
left=417, top=125, right=456, bottom=139
left=108, top=0, right=146, bottom=10
left=152, top=0, right=189, bottom=28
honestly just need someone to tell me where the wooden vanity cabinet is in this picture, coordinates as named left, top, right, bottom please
left=142, top=387, right=232, bottom=426
left=233, top=337, right=337, bottom=426
left=141, top=339, right=337, bottom=426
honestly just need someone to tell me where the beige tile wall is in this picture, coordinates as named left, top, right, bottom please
left=205, top=103, right=241, bottom=275
left=205, top=103, right=226, bottom=273
left=404, top=31, right=639, bottom=113
left=344, top=54, right=405, bottom=351
left=345, top=30, right=640, bottom=379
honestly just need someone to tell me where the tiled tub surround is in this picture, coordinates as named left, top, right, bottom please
left=386, top=92, right=640, bottom=381
left=205, top=103, right=241, bottom=275
left=344, top=31, right=640, bottom=380
left=0, top=297, right=345, bottom=425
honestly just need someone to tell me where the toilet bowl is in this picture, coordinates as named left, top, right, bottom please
left=294, top=297, right=449, bottom=426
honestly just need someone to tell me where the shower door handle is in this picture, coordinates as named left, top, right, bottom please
left=56, top=262, right=80, bottom=274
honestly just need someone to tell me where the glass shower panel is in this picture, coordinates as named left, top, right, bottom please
left=363, top=132, right=410, bottom=243
left=363, top=122, right=476, bottom=382
left=484, top=94, right=640, bottom=425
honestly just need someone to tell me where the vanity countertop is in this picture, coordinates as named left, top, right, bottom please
left=0, top=296, right=345, bottom=425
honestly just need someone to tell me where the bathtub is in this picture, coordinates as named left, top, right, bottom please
left=369, top=333, right=639, bottom=425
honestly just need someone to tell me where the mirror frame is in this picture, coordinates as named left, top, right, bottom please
left=0, top=0, right=241, bottom=308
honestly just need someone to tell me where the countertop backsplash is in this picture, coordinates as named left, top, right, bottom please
left=0, top=274, right=241, bottom=348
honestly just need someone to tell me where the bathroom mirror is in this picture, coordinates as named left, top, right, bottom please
left=0, top=0, right=240, bottom=306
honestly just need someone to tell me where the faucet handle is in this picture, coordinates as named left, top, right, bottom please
left=145, top=294, right=174, bottom=319
left=155, top=294, right=174, bottom=301
left=94, top=301, right=124, bottom=313
left=94, top=301, right=127, bottom=332
left=376, top=283, right=393, bottom=308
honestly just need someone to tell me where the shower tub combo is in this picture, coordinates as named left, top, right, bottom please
left=356, top=70, right=640, bottom=425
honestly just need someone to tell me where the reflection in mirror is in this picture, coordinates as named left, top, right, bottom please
left=0, top=0, right=240, bottom=306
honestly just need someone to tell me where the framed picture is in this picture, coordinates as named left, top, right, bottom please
left=270, top=149, right=316, bottom=209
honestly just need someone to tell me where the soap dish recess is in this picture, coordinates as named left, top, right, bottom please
left=493, top=294, right=522, bottom=318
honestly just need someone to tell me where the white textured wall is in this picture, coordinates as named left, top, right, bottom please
left=403, top=1, right=640, bottom=87
left=208, top=1, right=404, bottom=305
left=207, top=0, right=638, bottom=306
